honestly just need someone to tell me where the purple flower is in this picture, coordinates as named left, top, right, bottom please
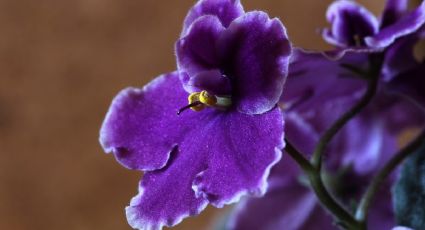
left=322, top=0, right=425, bottom=111
left=322, top=0, right=425, bottom=59
left=227, top=49, right=423, bottom=229
left=282, top=50, right=422, bottom=174
left=99, top=0, right=291, bottom=229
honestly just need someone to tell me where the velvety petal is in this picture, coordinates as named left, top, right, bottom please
left=220, top=11, right=291, bottom=114
left=365, top=1, right=425, bottom=48
left=126, top=108, right=284, bottom=229
left=176, top=15, right=225, bottom=77
left=100, top=72, right=193, bottom=171
left=126, top=149, right=209, bottom=230
left=323, top=0, right=379, bottom=47
left=182, top=0, right=244, bottom=35
left=190, top=107, right=285, bottom=207
left=105, top=72, right=285, bottom=229
left=227, top=160, right=335, bottom=230
left=179, top=70, right=232, bottom=95
left=381, top=0, right=408, bottom=28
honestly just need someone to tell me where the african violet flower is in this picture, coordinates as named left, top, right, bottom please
left=227, top=49, right=424, bottom=229
left=323, top=0, right=425, bottom=110
left=322, top=0, right=425, bottom=58
left=282, top=50, right=424, bottom=174
left=99, top=0, right=291, bottom=229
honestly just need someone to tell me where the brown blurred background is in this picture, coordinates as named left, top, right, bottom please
left=0, top=0, right=385, bottom=229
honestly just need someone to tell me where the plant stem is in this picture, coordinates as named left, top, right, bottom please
left=355, top=130, right=425, bottom=223
left=311, top=75, right=379, bottom=170
left=285, top=141, right=314, bottom=172
left=285, top=141, right=363, bottom=230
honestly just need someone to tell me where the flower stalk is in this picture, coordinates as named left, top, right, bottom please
left=355, top=130, right=425, bottom=224
left=285, top=141, right=363, bottom=230
left=287, top=57, right=383, bottom=230
left=311, top=71, right=379, bottom=170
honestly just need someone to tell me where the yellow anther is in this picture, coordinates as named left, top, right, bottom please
left=187, top=92, right=205, bottom=112
left=178, top=91, right=230, bottom=115
left=199, top=90, right=217, bottom=106
left=188, top=92, right=201, bottom=104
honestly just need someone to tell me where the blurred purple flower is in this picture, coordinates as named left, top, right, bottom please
left=99, top=0, right=291, bottom=229
left=323, top=0, right=425, bottom=112
left=227, top=49, right=424, bottom=230
left=322, top=0, right=425, bottom=59
left=228, top=159, right=395, bottom=230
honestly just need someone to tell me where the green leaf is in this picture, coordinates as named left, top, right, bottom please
left=393, top=141, right=425, bottom=229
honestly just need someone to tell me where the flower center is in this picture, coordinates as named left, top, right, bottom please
left=177, top=90, right=232, bottom=115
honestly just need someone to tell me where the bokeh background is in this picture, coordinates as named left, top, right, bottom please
left=0, top=0, right=389, bottom=229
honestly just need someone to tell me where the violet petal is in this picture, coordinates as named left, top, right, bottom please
left=126, top=149, right=209, bottom=230
left=365, top=1, right=425, bottom=48
left=323, top=0, right=379, bottom=47
left=179, top=70, right=232, bottom=95
left=102, top=72, right=285, bottom=229
left=190, top=107, right=285, bottom=207
left=126, top=106, right=284, bottom=228
left=182, top=0, right=244, bottom=35
left=220, top=11, right=291, bottom=114
left=100, top=72, right=190, bottom=171
left=381, top=0, right=408, bottom=28
left=176, top=15, right=225, bottom=77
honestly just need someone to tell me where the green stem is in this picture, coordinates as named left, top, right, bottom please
left=285, top=141, right=362, bottom=230
left=355, top=130, right=425, bottom=223
left=285, top=141, right=314, bottom=172
left=311, top=75, right=379, bottom=170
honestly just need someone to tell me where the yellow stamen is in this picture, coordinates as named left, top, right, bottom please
left=177, top=90, right=231, bottom=115
left=188, top=92, right=205, bottom=112
left=199, top=90, right=217, bottom=106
